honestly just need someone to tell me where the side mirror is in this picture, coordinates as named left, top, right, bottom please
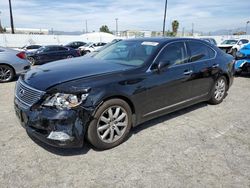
left=238, top=41, right=243, bottom=45
left=157, top=61, right=171, bottom=72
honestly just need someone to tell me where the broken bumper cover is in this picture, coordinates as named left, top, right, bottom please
left=14, top=97, right=89, bottom=148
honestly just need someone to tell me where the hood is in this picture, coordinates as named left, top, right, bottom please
left=23, top=57, right=133, bottom=91
left=239, top=48, right=250, bottom=55
left=218, top=44, right=234, bottom=48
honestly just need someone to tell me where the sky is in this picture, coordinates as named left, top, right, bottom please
left=0, top=0, right=249, bottom=33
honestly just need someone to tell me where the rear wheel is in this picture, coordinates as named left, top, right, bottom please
left=87, top=99, right=132, bottom=150
left=27, top=57, right=36, bottom=66
left=0, top=65, right=15, bottom=83
left=208, top=76, right=228, bottom=105
left=67, top=55, right=73, bottom=58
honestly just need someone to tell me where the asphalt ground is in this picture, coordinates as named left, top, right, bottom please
left=0, top=75, right=250, bottom=187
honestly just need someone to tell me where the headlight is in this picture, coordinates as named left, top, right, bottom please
left=42, top=93, right=89, bottom=110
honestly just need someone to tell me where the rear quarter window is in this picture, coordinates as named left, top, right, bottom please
left=187, top=41, right=216, bottom=62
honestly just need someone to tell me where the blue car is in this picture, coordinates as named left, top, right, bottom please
left=235, top=43, right=250, bottom=74
left=26, top=45, right=80, bottom=65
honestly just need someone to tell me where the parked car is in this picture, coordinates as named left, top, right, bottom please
left=14, top=38, right=234, bottom=150
left=235, top=43, right=250, bottom=74
left=85, top=39, right=123, bottom=57
left=200, top=38, right=217, bottom=46
left=64, top=41, right=87, bottom=49
left=218, top=39, right=238, bottom=53
left=230, top=39, right=249, bottom=57
left=26, top=45, right=80, bottom=65
left=19, top=45, right=42, bottom=53
left=218, top=39, right=249, bottom=56
left=78, top=42, right=107, bottom=55
left=0, top=47, right=30, bottom=83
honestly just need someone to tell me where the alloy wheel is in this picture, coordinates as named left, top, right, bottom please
left=0, top=66, right=12, bottom=82
left=97, top=106, right=128, bottom=143
left=214, top=78, right=226, bottom=101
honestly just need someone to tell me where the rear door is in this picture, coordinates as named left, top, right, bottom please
left=186, top=40, right=217, bottom=98
left=56, top=46, right=70, bottom=60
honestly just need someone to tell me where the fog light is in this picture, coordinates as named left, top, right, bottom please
left=47, top=131, right=72, bottom=141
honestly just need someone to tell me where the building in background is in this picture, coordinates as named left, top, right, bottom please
left=120, top=30, right=152, bottom=38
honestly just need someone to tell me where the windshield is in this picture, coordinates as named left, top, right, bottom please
left=221, top=40, right=237, bottom=45
left=93, top=40, right=159, bottom=67
left=36, top=46, right=45, bottom=53
left=84, top=42, right=93, bottom=47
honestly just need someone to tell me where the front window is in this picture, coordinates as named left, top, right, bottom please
left=36, top=47, right=45, bottom=53
left=93, top=40, right=159, bottom=67
left=221, top=40, right=237, bottom=45
left=157, top=42, right=187, bottom=66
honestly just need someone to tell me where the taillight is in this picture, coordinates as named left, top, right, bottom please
left=16, top=52, right=26, bottom=59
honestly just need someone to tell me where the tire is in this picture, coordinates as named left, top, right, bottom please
left=87, top=99, right=132, bottom=150
left=208, top=76, right=228, bottom=105
left=232, top=49, right=237, bottom=57
left=0, top=65, right=15, bottom=83
left=67, top=55, right=73, bottom=58
left=28, top=57, right=36, bottom=66
left=84, top=50, right=90, bottom=55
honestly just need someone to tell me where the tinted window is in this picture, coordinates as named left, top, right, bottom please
left=43, top=46, right=58, bottom=52
left=27, top=45, right=41, bottom=49
left=240, top=39, right=249, bottom=44
left=187, top=41, right=215, bottom=62
left=58, top=46, right=67, bottom=51
left=157, top=42, right=187, bottom=66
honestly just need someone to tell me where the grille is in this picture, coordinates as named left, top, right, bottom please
left=15, top=79, right=45, bottom=108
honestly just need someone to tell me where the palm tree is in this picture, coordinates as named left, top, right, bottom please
left=172, top=20, right=179, bottom=36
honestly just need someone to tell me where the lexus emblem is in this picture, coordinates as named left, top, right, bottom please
left=19, top=88, right=25, bottom=97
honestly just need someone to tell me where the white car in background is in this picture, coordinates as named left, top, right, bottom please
left=18, top=45, right=42, bottom=53
left=218, top=39, right=249, bottom=56
left=78, top=42, right=107, bottom=56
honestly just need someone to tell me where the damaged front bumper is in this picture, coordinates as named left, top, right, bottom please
left=14, top=97, right=92, bottom=148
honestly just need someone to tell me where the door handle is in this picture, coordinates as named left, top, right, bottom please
left=212, top=64, right=219, bottom=68
left=183, top=70, right=193, bottom=75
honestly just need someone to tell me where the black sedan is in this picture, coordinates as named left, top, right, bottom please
left=26, top=45, right=80, bottom=65
left=14, top=38, right=234, bottom=150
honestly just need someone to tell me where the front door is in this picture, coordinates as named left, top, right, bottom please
left=142, top=41, right=194, bottom=119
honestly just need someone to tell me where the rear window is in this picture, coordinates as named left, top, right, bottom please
left=187, top=41, right=216, bottom=62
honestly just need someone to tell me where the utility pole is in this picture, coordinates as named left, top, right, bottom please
left=115, top=18, right=118, bottom=36
left=85, top=20, right=88, bottom=33
left=246, top=21, right=250, bottom=35
left=182, top=27, right=185, bottom=37
left=162, top=0, right=168, bottom=36
left=0, top=11, right=2, bottom=29
left=8, top=0, right=15, bottom=34
left=191, top=23, right=194, bottom=36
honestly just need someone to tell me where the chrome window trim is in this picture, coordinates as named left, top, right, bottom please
left=146, top=39, right=218, bottom=72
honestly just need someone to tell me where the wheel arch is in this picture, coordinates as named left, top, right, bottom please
left=102, top=95, right=136, bottom=115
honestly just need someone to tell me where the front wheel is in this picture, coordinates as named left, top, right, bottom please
left=208, top=76, right=228, bottom=105
left=87, top=99, right=132, bottom=150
